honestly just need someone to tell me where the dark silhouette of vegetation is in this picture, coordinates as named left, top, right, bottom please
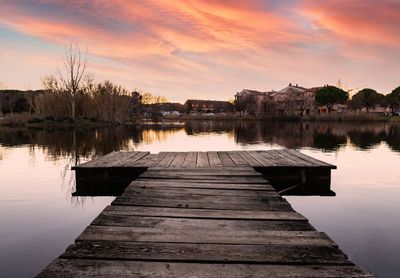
left=386, top=87, right=400, bottom=114
left=315, top=86, right=349, bottom=113
left=349, top=88, right=385, bottom=112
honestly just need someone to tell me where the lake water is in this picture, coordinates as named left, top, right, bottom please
left=1, top=121, right=399, bottom=277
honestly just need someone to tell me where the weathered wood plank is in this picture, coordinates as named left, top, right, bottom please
left=218, top=152, right=237, bottom=167
left=118, top=191, right=287, bottom=205
left=155, top=152, right=178, bottom=168
left=284, top=149, right=336, bottom=168
left=132, top=179, right=273, bottom=190
left=118, top=152, right=150, bottom=167
left=169, top=152, right=187, bottom=167
left=196, top=152, right=210, bottom=167
left=133, top=153, right=168, bottom=167
left=135, top=177, right=269, bottom=184
left=102, top=205, right=307, bottom=221
left=104, top=152, right=139, bottom=167
left=63, top=241, right=348, bottom=264
left=141, top=170, right=262, bottom=177
left=182, top=152, right=197, bottom=167
left=277, top=149, right=315, bottom=167
left=237, top=151, right=264, bottom=167
left=258, top=150, right=295, bottom=166
left=74, top=151, right=119, bottom=168
left=207, top=151, right=223, bottom=167
left=77, top=227, right=332, bottom=245
left=38, top=259, right=374, bottom=278
left=227, top=151, right=250, bottom=167
left=112, top=196, right=293, bottom=211
left=125, top=186, right=279, bottom=197
left=90, top=215, right=313, bottom=232
left=247, top=151, right=277, bottom=166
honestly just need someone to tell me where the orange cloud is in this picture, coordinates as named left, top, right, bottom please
left=301, top=0, right=400, bottom=47
left=0, top=0, right=399, bottom=100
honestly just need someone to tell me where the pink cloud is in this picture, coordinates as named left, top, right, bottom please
left=0, top=0, right=399, bottom=100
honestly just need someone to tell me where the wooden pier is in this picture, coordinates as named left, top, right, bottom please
left=38, top=150, right=373, bottom=277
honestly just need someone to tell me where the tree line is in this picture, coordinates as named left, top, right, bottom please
left=0, top=44, right=167, bottom=122
left=316, top=86, right=400, bottom=114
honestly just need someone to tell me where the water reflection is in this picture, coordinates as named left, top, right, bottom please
left=0, top=121, right=400, bottom=277
left=1, top=122, right=399, bottom=160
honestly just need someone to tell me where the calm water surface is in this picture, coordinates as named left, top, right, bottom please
left=1, top=121, right=400, bottom=277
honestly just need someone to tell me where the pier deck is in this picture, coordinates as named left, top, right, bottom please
left=38, top=150, right=373, bottom=277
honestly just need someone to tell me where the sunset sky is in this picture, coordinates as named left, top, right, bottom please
left=0, top=0, right=399, bottom=102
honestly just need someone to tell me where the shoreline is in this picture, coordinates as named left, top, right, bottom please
left=1, top=113, right=400, bottom=128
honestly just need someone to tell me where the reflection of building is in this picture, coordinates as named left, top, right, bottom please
left=184, top=100, right=233, bottom=113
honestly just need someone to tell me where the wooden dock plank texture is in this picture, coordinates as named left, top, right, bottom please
left=72, top=149, right=337, bottom=169
left=38, top=259, right=374, bottom=278
left=38, top=164, right=373, bottom=277
left=39, top=151, right=372, bottom=277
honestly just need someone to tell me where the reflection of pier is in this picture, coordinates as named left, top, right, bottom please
left=38, top=150, right=372, bottom=277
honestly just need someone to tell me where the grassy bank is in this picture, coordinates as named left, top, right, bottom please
left=1, top=112, right=400, bottom=127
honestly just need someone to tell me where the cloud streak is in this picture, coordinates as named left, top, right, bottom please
left=0, top=0, right=399, bottom=101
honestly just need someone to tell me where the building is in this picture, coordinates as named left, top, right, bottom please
left=234, top=89, right=269, bottom=116
left=266, top=84, right=320, bottom=116
left=235, top=84, right=319, bottom=117
left=184, top=99, right=233, bottom=114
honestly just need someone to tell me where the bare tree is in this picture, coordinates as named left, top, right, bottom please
left=59, top=44, right=87, bottom=120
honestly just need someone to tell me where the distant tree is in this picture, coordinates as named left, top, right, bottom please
left=386, top=87, right=400, bottom=114
left=349, top=88, right=385, bottom=112
left=141, top=92, right=168, bottom=104
left=315, top=86, right=349, bottom=113
left=128, top=91, right=142, bottom=118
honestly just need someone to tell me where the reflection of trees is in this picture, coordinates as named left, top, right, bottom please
left=184, top=121, right=235, bottom=135
left=384, top=125, right=400, bottom=152
left=233, top=121, right=400, bottom=153
left=1, top=122, right=399, bottom=160
left=313, top=132, right=347, bottom=151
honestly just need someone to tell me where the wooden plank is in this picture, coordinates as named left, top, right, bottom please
left=134, top=177, right=270, bottom=185
left=218, top=152, right=237, bottom=167
left=89, top=215, right=313, bottom=231
left=238, top=151, right=264, bottom=167
left=196, top=152, right=210, bottom=167
left=258, top=150, right=293, bottom=166
left=227, top=151, right=250, bottom=167
left=284, top=149, right=336, bottom=168
left=102, top=205, right=307, bottom=221
left=118, top=191, right=287, bottom=205
left=74, top=151, right=119, bottom=168
left=207, top=151, right=223, bottom=167
left=63, top=241, right=348, bottom=264
left=112, top=196, right=293, bottom=211
left=169, top=152, right=187, bottom=167
left=132, top=180, right=273, bottom=190
left=150, top=167, right=253, bottom=171
left=247, top=151, right=277, bottom=166
left=118, top=152, right=150, bottom=167
left=105, top=152, right=139, bottom=167
left=155, top=152, right=178, bottom=168
left=133, top=153, right=168, bottom=167
left=76, top=228, right=332, bottom=246
left=276, top=149, right=315, bottom=167
left=125, top=186, right=278, bottom=197
left=141, top=170, right=262, bottom=177
left=38, top=259, right=374, bottom=278
left=137, top=174, right=267, bottom=181
left=182, top=152, right=197, bottom=167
